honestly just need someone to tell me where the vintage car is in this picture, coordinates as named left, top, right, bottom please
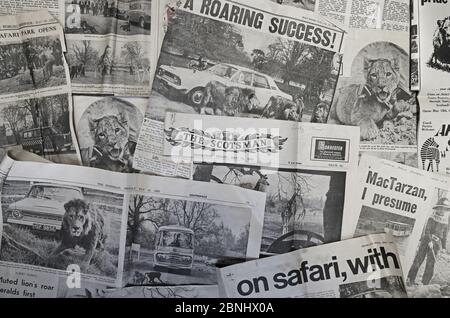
left=21, top=126, right=72, bottom=155
left=128, top=0, right=151, bottom=29
left=6, top=183, right=84, bottom=232
left=156, top=62, right=292, bottom=111
left=153, top=226, right=195, bottom=275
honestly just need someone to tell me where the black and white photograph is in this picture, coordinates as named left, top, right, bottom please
left=0, top=36, right=66, bottom=95
left=76, top=97, right=144, bottom=173
left=339, top=276, right=408, bottom=298
left=406, top=191, right=450, bottom=298
left=65, top=0, right=151, bottom=35
left=355, top=206, right=416, bottom=256
left=67, top=39, right=151, bottom=86
left=329, top=41, right=417, bottom=144
left=150, top=8, right=339, bottom=123
left=0, top=180, right=124, bottom=279
left=270, top=0, right=316, bottom=11
left=0, top=94, right=77, bottom=163
left=427, top=17, right=450, bottom=73
left=192, top=164, right=346, bottom=254
left=124, top=195, right=253, bottom=286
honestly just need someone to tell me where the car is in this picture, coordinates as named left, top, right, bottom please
left=21, top=126, right=72, bottom=155
left=128, top=0, right=151, bottom=29
left=6, top=184, right=84, bottom=232
left=153, top=226, right=195, bottom=275
left=156, top=62, right=293, bottom=112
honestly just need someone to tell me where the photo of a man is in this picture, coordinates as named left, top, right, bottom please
left=407, top=197, right=450, bottom=285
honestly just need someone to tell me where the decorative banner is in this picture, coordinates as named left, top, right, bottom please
left=164, top=128, right=288, bottom=153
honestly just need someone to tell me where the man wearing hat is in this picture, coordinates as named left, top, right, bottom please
left=407, top=197, right=450, bottom=285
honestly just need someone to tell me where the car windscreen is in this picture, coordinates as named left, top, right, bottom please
left=208, top=65, right=238, bottom=78
left=28, top=186, right=82, bottom=202
left=157, top=231, right=193, bottom=249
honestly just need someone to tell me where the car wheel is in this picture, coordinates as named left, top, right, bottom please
left=188, top=87, right=205, bottom=108
left=139, top=17, right=145, bottom=29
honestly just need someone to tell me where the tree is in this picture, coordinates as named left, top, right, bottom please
left=163, top=10, right=251, bottom=67
left=251, top=49, right=267, bottom=71
left=70, top=40, right=98, bottom=71
left=171, top=201, right=218, bottom=239
left=265, top=39, right=336, bottom=107
left=127, top=195, right=171, bottom=246
left=121, top=42, right=145, bottom=68
left=2, top=105, right=27, bottom=143
left=21, top=98, right=39, bottom=128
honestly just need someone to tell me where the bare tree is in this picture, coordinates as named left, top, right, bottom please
left=21, top=98, right=39, bottom=128
left=2, top=106, right=26, bottom=143
left=171, top=201, right=218, bottom=237
left=127, top=195, right=171, bottom=244
left=71, top=40, right=98, bottom=71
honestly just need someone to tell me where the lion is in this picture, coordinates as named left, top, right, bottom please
left=52, top=199, right=106, bottom=265
left=328, top=58, right=403, bottom=141
left=87, top=113, right=136, bottom=173
left=200, top=81, right=260, bottom=116
left=310, top=102, right=329, bottom=123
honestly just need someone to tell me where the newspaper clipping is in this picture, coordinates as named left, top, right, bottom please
left=0, top=11, right=80, bottom=165
left=72, top=95, right=147, bottom=172
left=417, top=1, right=450, bottom=175
left=64, top=0, right=158, bottom=96
left=410, top=0, right=419, bottom=90
left=134, top=0, right=347, bottom=177
left=0, top=154, right=265, bottom=297
left=218, top=233, right=408, bottom=298
left=0, top=0, right=65, bottom=23
left=348, top=155, right=450, bottom=298
left=328, top=28, right=418, bottom=166
left=162, top=112, right=360, bottom=255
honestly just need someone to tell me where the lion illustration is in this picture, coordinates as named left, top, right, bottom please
left=86, top=113, right=136, bottom=173
left=328, top=58, right=403, bottom=140
left=52, top=199, right=107, bottom=265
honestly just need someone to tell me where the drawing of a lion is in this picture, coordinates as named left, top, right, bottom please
left=52, top=199, right=107, bottom=265
left=328, top=58, right=403, bottom=140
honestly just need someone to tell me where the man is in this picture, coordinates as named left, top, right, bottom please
left=407, top=197, right=450, bottom=285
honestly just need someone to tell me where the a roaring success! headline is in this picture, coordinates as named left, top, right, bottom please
left=177, top=0, right=344, bottom=52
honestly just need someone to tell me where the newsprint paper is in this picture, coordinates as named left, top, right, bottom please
left=134, top=0, right=347, bottom=177
left=218, top=233, right=408, bottom=298
left=328, top=28, right=418, bottom=166
left=0, top=11, right=81, bottom=165
left=162, top=112, right=360, bottom=256
left=347, top=155, right=450, bottom=298
left=0, top=154, right=265, bottom=298
left=64, top=0, right=159, bottom=96
left=417, top=1, right=450, bottom=176
left=0, top=0, right=65, bottom=24
left=315, top=0, right=410, bottom=31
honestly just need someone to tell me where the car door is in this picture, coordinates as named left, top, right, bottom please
left=252, top=73, right=273, bottom=107
left=230, top=70, right=254, bottom=90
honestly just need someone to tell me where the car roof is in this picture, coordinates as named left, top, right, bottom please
left=31, top=183, right=82, bottom=192
left=158, top=225, right=194, bottom=233
left=220, top=63, right=273, bottom=79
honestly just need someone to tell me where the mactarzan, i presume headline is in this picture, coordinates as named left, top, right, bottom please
left=362, top=170, right=428, bottom=214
